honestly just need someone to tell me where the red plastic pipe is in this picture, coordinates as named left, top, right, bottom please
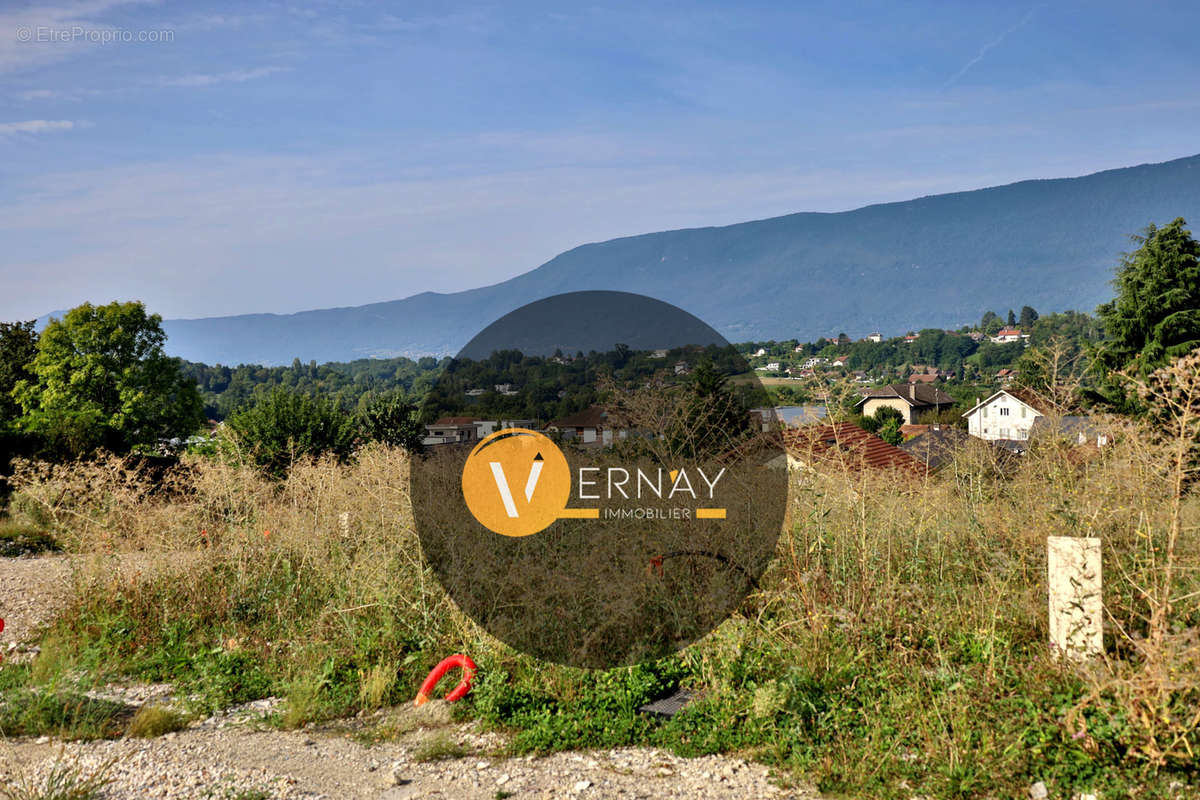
left=414, top=653, right=477, bottom=706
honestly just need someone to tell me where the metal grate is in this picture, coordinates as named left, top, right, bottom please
left=638, top=688, right=697, bottom=719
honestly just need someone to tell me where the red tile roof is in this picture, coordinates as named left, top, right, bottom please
left=1004, top=387, right=1053, bottom=415
left=783, top=422, right=927, bottom=476
left=431, top=416, right=478, bottom=426
left=548, top=405, right=609, bottom=429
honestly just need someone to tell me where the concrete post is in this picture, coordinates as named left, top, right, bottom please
left=1047, top=536, right=1103, bottom=660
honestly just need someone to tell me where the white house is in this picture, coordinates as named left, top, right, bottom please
left=990, top=327, right=1029, bottom=344
left=756, top=361, right=781, bottom=372
left=423, top=416, right=480, bottom=447
left=752, top=347, right=768, bottom=357
left=546, top=406, right=628, bottom=446
left=866, top=332, right=883, bottom=343
left=962, top=389, right=1048, bottom=442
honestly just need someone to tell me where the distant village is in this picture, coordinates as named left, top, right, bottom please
left=419, top=310, right=1110, bottom=475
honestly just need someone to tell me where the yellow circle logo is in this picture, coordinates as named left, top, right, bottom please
left=461, top=429, right=571, bottom=537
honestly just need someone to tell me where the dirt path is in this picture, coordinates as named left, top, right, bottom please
left=0, top=556, right=823, bottom=799
left=2, top=721, right=817, bottom=799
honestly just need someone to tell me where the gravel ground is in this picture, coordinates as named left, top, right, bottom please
left=1, top=555, right=824, bottom=799
left=0, top=553, right=70, bottom=662
left=2, top=718, right=818, bottom=800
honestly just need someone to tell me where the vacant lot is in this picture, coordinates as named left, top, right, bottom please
left=1, top=413, right=1197, bottom=798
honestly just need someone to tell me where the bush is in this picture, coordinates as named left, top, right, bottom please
left=223, top=388, right=356, bottom=478
left=357, top=390, right=423, bottom=453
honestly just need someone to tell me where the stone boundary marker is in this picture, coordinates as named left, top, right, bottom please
left=1047, top=536, right=1102, bottom=660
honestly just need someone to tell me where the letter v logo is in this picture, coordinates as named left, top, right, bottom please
left=462, top=430, right=570, bottom=537
left=489, top=452, right=544, bottom=518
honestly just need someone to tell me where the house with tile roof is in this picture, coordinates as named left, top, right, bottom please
left=778, top=422, right=927, bottom=476
left=423, top=416, right=481, bottom=447
left=546, top=405, right=628, bottom=447
left=1029, top=415, right=1112, bottom=448
left=990, top=327, right=1029, bottom=344
left=899, top=424, right=972, bottom=471
left=962, top=388, right=1051, bottom=443
left=854, top=383, right=956, bottom=425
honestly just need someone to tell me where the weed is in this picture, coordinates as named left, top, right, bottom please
left=126, top=704, right=188, bottom=737
left=0, top=691, right=129, bottom=741
left=412, top=731, right=469, bottom=762
left=5, top=394, right=1197, bottom=800
left=0, top=750, right=112, bottom=800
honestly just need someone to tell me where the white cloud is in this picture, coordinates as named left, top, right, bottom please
left=156, top=66, right=289, bottom=88
left=15, top=89, right=64, bottom=100
left=0, top=119, right=78, bottom=135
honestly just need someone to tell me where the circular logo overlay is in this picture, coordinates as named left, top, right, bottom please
left=411, top=291, right=788, bottom=669
left=461, top=429, right=571, bottom=537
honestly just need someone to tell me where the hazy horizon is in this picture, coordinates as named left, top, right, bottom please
left=4, top=1, right=1200, bottom=322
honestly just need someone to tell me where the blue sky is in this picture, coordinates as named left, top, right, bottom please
left=2, top=0, right=1200, bottom=321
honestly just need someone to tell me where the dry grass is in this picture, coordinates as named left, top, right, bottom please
left=4, top=365, right=1199, bottom=793
left=125, top=705, right=188, bottom=738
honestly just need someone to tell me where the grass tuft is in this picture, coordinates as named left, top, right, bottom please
left=125, top=704, right=188, bottom=738
left=411, top=731, right=469, bottom=762
left=0, top=751, right=113, bottom=800
left=0, top=691, right=130, bottom=741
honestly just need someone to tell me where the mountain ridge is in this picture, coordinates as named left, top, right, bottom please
left=42, top=153, right=1200, bottom=365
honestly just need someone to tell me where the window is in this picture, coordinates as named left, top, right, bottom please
left=999, top=407, right=1010, bottom=416
left=1000, top=427, right=1009, bottom=438
left=1021, top=406, right=1026, bottom=418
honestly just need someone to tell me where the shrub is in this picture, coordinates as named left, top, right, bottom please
left=223, top=388, right=356, bottom=478
left=357, top=390, right=423, bottom=453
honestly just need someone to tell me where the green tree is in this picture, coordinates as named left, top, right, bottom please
left=0, top=321, right=37, bottom=429
left=1006, top=309, right=1016, bottom=326
left=0, top=321, right=39, bottom=505
left=1018, top=305, right=1039, bottom=329
left=13, top=303, right=203, bottom=457
left=1096, top=218, right=1200, bottom=379
left=224, top=388, right=357, bottom=477
left=877, top=415, right=904, bottom=445
left=854, top=404, right=904, bottom=436
left=673, top=356, right=748, bottom=457
left=358, top=390, right=424, bottom=453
